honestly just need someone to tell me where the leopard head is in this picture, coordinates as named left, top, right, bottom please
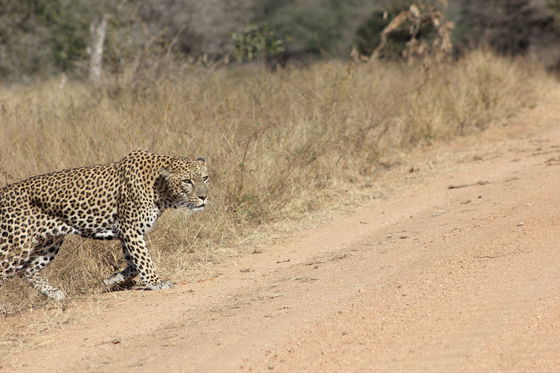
left=159, top=157, right=209, bottom=210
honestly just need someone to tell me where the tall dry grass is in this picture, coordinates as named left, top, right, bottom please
left=0, top=50, right=551, bottom=314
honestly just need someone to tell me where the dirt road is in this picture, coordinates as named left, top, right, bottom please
left=3, top=102, right=560, bottom=372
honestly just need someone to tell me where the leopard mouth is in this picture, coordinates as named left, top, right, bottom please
left=189, top=200, right=207, bottom=211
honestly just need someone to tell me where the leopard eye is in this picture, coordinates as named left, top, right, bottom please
left=202, top=176, right=209, bottom=182
left=183, top=179, right=193, bottom=186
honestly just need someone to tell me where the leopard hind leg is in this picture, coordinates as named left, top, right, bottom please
left=21, top=239, right=66, bottom=300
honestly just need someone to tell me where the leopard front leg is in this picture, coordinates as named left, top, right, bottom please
left=104, top=243, right=139, bottom=286
left=119, top=231, right=174, bottom=290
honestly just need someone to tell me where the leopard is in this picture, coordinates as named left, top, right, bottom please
left=0, top=150, right=208, bottom=300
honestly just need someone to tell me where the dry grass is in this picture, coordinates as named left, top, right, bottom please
left=0, top=50, right=551, bottom=316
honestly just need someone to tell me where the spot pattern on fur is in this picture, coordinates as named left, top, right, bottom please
left=0, top=150, right=208, bottom=299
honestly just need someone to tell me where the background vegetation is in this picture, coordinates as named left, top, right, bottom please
left=1, top=0, right=560, bottom=80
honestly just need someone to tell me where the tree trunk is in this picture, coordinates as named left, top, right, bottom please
left=89, top=14, right=108, bottom=82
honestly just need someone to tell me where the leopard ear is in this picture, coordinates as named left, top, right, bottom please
left=196, top=157, right=206, bottom=164
left=160, top=167, right=171, bottom=178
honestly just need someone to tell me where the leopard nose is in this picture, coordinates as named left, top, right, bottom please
left=199, top=195, right=207, bottom=201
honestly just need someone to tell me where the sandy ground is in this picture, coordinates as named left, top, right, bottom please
left=2, top=101, right=560, bottom=372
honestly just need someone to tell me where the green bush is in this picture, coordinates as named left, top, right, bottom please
left=256, top=0, right=358, bottom=57
left=231, top=24, right=285, bottom=63
left=0, top=0, right=91, bottom=78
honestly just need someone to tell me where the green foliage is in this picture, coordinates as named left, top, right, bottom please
left=453, top=0, right=559, bottom=56
left=35, top=1, right=90, bottom=71
left=257, top=0, right=359, bottom=57
left=231, top=24, right=285, bottom=62
left=548, top=0, right=560, bottom=19
left=1, top=0, right=559, bottom=79
left=0, top=0, right=146, bottom=78
left=0, top=0, right=92, bottom=78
